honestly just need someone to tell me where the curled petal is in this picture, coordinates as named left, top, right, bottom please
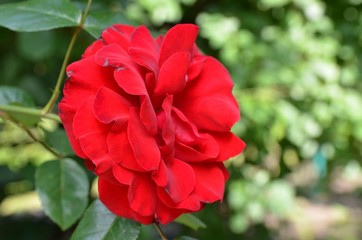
left=157, top=187, right=201, bottom=212
left=159, top=95, right=175, bottom=150
left=129, top=25, right=159, bottom=73
left=128, top=108, right=160, bottom=171
left=155, top=197, right=185, bottom=224
left=98, top=177, right=154, bottom=224
left=213, top=132, right=246, bottom=161
left=129, top=47, right=159, bottom=73
left=82, top=39, right=105, bottom=58
left=108, top=123, right=146, bottom=172
left=155, top=52, right=190, bottom=95
left=166, top=158, right=195, bottom=203
left=128, top=175, right=156, bottom=216
left=159, top=24, right=199, bottom=66
left=174, top=57, right=240, bottom=131
left=187, top=55, right=206, bottom=81
left=101, top=24, right=135, bottom=50
left=63, top=57, right=118, bottom=110
left=72, top=96, right=112, bottom=174
left=140, top=96, right=158, bottom=135
left=114, top=68, right=148, bottom=95
left=152, top=160, right=168, bottom=187
left=113, top=163, right=135, bottom=185
left=93, top=87, right=133, bottom=124
left=72, top=96, right=108, bottom=138
left=58, top=103, right=86, bottom=158
left=175, top=134, right=219, bottom=162
left=95, top=43, right=133, bottom=68
left=172, top=107, right=199, bottom=143
left=190, top=96, right=240, bottom=131
left=192, top=163, right=227, bottom=203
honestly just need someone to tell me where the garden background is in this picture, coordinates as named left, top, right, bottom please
left=0, top=0, right=362, bottom=239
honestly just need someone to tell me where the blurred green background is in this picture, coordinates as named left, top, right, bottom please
left=1, top=0, right=362, bottom=239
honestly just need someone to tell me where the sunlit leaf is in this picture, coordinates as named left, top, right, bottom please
left=175, top=213, right=206, bottom=230
left=71, top=199, right=140, bottom=240
left=35, top=158, right=89, bottom=230
left=0, top=0, right=81, bottom=32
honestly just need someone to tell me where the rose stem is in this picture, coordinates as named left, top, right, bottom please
left=0, top=104, right=61, bottom=122
left=154, top=223, right=168, bottom=240
left=1, top=114, right=63, bottom=158
left=42, top=0, right=93, bottom=114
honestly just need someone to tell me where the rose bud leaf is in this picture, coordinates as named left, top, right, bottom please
left=35, top=158, right=89, bottom=230
left=71, top=199, right=140, bottom=240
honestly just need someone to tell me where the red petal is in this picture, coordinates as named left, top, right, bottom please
left=159, top=24, right=199, bottom=66
left=128, top=175, right=156, bottom=216
left=157, top=187, right=201, bottom=212
left=107, top=123, right=146, bottom=172
left=175, top=134, right=219, bottom=162
left=174, top=57, right=240, bottom=132
left=213, top=132, right=246, bottom=161
left=139, top=96, right=157, bottom=135
left=78, top=134, right=113, bottom=175
left=93, top=87, right=132, bottom=124
left=159, top=95, right=175, bottom=150
left=152, top=160, right=168, bottom=187
left=127, top=108, right=160, bottom=171
left=98, top=177, right=154, bottom=224
left=72, top=96, right=107, bottom=138
left=155, top=195, right=185, bottom=224
left=166, top=159, right=195, bottom=203
left=172, top=107, right=199, bottom=143
left=62, top=56, right=119, bottom=111
left=82, top=39, right=105, bottom=58
left=129, top=25, right=159, bottom=73
left=95, top=43, right=133, bottom=68
left=129, top=48, right=159, bottom=73
left=131, top=25, right=159, bottom=56
left=187, top=55, right=206, bottom=81
left=113, top=163, right=135, bottom=185
left=58, top=103, right=86, bottom=158
left=192, top=163, right=227, bottom=203
left=113, top=68, right=147, bottom=95
left=155, top=52, right=190, bottom=95
left=101, top=24, right=135, bottom=51
left=72, top=97, right=112, bottom=174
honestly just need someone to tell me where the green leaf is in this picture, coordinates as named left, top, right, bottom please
left=84, top=10, right=131, bottom=38
left=0, top=86, right=35, bottom=107
left=71, top=199, right=141, bottom=240
left=175, top=214, right=207, bottom=230
left=45, top=129, right=74, bottom=156
left=0, top=86, right=40, bottom=126
left=35, top=158, right=89, bottom=230
left=0, top=0, right=81, bottom=32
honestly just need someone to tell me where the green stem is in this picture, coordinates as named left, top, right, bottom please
left=154, top=223, right=167, bottom=240
left=21, top=124, right=63, bottom=158
left=42, top=0, right=93, bottom=114
left=0, top=104, right=61, bottom=123
left=1, top=114, right=63, bottom=158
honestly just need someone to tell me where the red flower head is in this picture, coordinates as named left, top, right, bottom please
left=59, top=24, right=245, bottom=224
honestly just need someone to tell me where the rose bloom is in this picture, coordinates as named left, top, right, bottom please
left=59, top=24, right=245, bottom=224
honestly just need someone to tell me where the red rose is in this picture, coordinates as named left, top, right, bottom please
left=59, top=24, right=245, bottom=224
